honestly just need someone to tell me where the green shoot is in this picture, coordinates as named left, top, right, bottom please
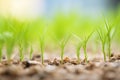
left=82, top=32, right=93, bottom=63
left=76, top=42, right=82, bottom=62
left=29, top=45, right=33, bottom=60
left=6, top=39, right=14, bottom=60
left=39, top=35, right=45, bottom=64
left=39, top=24, right=47, bottom=65
left=104, top=19, right=116, bottom=59
left=0, top=34, right=4, bottom=61
left=60, top=35, right=71, bottom=63
left=0, top=46, right=2, bottom=61
left=97, top=28, right=107, bottom=61
left=72, top=34, right=82, bottom=62
left=3, top=32, right=15, bottom=60
left=73, top=32, right=93, bottom=63
left=19, top=41, right=24, bottom=61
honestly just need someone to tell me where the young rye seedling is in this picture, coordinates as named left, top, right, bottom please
left=73, top=33, right=93, bottom=63
left=19, top=41, right=24, bottom=61
left=104, top=20, right=116, bottom=59
left=0, top=45, right=2, bottom=61
left=29, top=45, right=33, bottom=60
left=39, top=35, right=45, bottom=64
left=72, top=34, right=82, bottom=62
left=82, top=32, right=93, bottom=63
left=97, top=28, right=107, bottom=61
left=0, top=34, right=4, bottom=61
left=76, top=42, right=82, bottom=62
left=60, top=35, right=71, bottom=63
left=3, top=32, right=15, bottom=60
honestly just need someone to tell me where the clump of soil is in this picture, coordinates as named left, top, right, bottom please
left=0, top=54, right=120, bottom=80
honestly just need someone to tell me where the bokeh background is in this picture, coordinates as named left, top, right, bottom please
left=0, top=0, right=120, bottom=18
left=0, top=0, right=120, bottom=58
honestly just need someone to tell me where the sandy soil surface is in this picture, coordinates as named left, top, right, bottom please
left=0, top=53, right=120, bottom=80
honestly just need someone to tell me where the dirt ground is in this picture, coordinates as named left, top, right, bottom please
left=0, top=54, right=120, bottom=80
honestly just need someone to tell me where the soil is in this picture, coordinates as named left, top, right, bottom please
left=0, top=54, right=120, bottom=80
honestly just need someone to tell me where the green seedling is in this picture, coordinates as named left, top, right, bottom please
left=97, top=28, right=107, bottom=61
left=0, top=34, right=4, bottom=61
left=2, top=18, right=28, bottom=61
left=3, top=32, right=15, bottom=60
left=0, top=45, right=2, bottom=61
left=76, top=42, right=82, bottom=62
left=59, top=35, right=71, bottom=63
left=73, top=32, right=93, bottom=63
left=82, top=32, right=93, bottom=63
left=72, top=34, right=82, bottom=62
left=29, top=45, right=33, bottom=60
left=39, top=25, right=48, bottom=65
left=39, top=35, right=45, bottom=64
left=19, top=41, right=24, bottom=61
left=104, top=19, right=116, bottom=59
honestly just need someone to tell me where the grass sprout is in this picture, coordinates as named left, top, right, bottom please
left=73, top=32, right=93, bottom=63
left=104, top=19, right=116, bottom=59
left=76, top=42, right=82, bottom=62
left=60, top=35, right=71, bottom=63
left=0, top=45, right=2, bottom=61
left=29, top=45, right=33, bottom=60
left=3, top=32, right=15, bottom=60
left=97, top=27, right=107, bottom=61
left=39, top=35, right=45, bottom=64
left=82, top=32, right=93, bottom=63
left=19, top=41, right=24, bottom=61
left=72, top=34, right=82, bottom=62
left=0, top=34, right=4, bottom=61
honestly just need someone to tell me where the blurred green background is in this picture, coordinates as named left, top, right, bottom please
left=0, top=0, right=120, bottom=56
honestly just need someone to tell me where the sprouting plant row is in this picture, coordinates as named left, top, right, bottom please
left=0, top=20, right=116, bottom=64
left=0, top=17, right=117, bottom=64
